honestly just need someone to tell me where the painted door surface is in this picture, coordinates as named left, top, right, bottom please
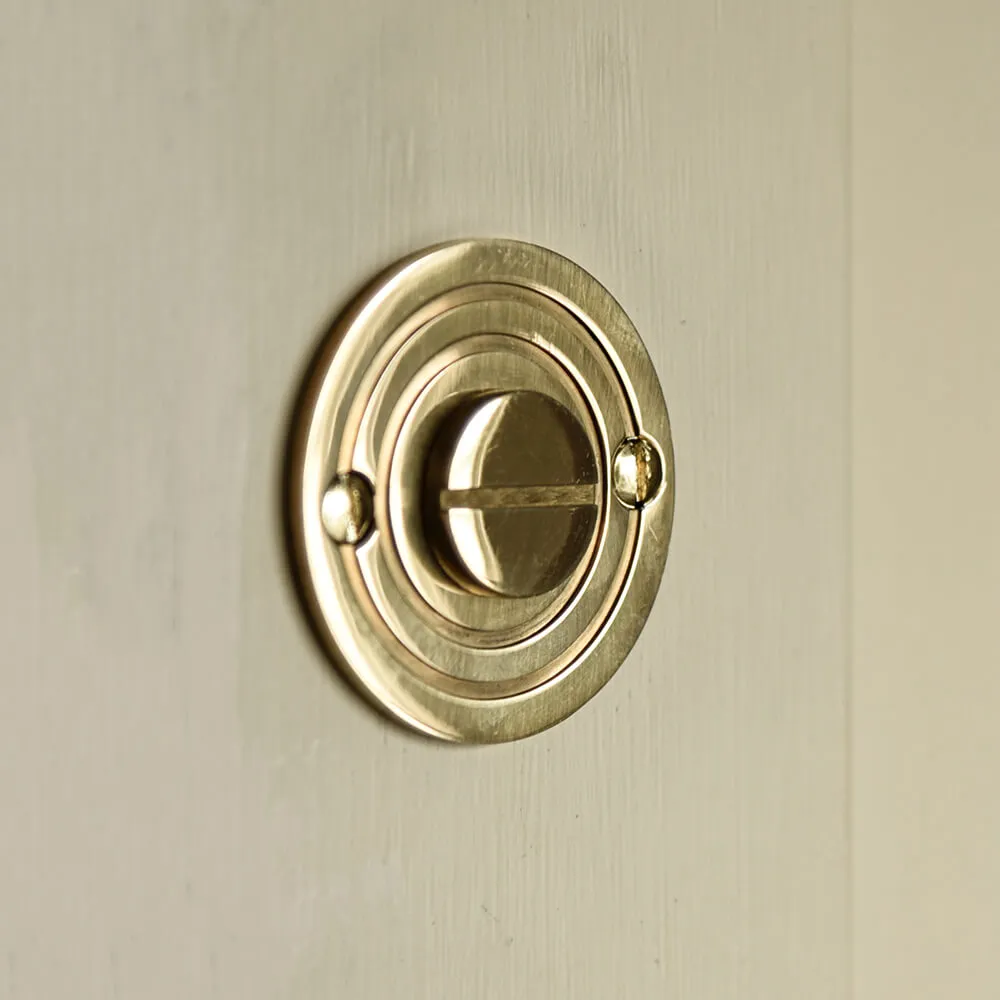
left=0, top=2, right=848, bottom=997
left=853, top=2, right=1000, bottom=997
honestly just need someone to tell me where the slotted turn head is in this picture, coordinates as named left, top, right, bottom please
left=425, top=391, right=600, bottom=598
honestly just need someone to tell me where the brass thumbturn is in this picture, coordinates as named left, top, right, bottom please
left=426, top=390, right=599, bottom=599
left=287, top=239, right=674, bottom=743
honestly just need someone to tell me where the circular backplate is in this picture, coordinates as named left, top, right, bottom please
left=287, top=239, right=675, bottom=743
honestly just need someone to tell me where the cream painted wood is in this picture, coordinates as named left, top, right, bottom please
left=853, top=1, right=1000, bottom=996
left=0, top=2, right=848, bottom=996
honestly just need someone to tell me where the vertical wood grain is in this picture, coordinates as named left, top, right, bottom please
left=0, top=1, right=848, bottom=997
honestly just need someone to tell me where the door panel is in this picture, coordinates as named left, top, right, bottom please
left=0, top=2, right=848, bottom=996
left=854, top=1, right=1000, bottom=996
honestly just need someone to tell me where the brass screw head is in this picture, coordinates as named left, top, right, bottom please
left=612, top=436, right=664, bottom=509
left=321, top=472, right=374, bottom=544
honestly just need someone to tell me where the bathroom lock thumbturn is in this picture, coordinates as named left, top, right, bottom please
left=287, top=239, right=674, bottom=743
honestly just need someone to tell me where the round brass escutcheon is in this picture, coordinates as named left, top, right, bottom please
left=287, top=239, right=675, bottom=743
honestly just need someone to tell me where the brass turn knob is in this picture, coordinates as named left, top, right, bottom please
left=425, top=390, right=599, bottom=599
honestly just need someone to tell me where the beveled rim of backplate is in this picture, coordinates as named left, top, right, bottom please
left=287, top=239, right=675, bottom=743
